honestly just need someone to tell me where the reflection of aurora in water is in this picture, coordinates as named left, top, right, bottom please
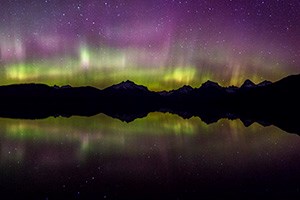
left=1, top=113, right=299, bottom=166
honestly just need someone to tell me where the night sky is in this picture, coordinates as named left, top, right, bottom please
left=0, top=0, right=299, bottom=90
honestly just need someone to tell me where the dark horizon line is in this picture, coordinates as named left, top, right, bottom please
left=0, top=73, right=299, bottom=135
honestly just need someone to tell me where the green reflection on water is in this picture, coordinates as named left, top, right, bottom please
left=0, top=113, right=299, bottom=165
left=2, top=112, right=202, bottom=139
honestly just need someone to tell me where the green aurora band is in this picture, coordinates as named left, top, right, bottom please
left=1, top=45, right=291, bottom=90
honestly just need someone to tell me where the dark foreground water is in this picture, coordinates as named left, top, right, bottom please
left=0, top=113, right=300, bottom=199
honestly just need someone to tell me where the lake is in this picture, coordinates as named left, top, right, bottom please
left=0, top=113, right=299, bottom=199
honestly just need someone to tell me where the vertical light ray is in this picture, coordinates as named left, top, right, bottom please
left=80, top=43, right=90, bottom=69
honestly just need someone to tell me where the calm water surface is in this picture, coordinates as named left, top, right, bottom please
left=0, top=113, right=300, bottom=199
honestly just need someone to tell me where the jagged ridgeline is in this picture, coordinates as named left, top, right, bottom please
left=0, top=74, right=299, bottom=134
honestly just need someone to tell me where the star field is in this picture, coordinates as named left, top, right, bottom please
left=0, top=0, right=299, bottom=89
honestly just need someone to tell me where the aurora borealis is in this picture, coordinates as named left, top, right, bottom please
left=0, top=0, right=299, bottom=90
left=1, top=1, right=300, bottom=198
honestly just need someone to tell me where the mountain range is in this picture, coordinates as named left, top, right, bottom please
left=0, top=74, right=299, bottom=135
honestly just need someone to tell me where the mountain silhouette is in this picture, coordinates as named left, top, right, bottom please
left=241, top=79, right=256, bottom=88
left=105, top=80, right=149, bottom=91
left=0, top=74, right=299, bottom=134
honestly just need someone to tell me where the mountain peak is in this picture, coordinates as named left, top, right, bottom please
left=201, top=80, right=221, bottom=89
left=178, top=85, right=193, bottom=91
left=241, top=79, right=256, bottom=88
left=109, top=80, right=148, bottom=91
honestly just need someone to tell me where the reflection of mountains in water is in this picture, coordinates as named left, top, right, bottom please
left=0, top=74, right=299, bottom=135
